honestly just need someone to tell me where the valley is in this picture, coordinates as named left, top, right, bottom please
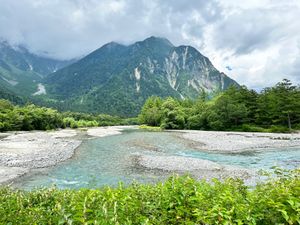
left=0, top=41, right=73, bottom=99
left=1, top=0, right=300, bottom=223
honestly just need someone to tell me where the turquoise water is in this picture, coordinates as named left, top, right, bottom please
left=15, top=130, right=300, bottom=189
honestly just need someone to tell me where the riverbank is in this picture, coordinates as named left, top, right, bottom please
left=132, top=130, right=300, bottom=183
left=1, top=128, right=299, bottom=186
left=177, top=130, right=300, bottom=152
left=134, top=154, right=254, bottom=182
left=0, top=126, right=134, bottom=185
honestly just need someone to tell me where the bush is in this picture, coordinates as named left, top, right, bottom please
left=0, top=170, right=299, bottom=224
left=268, top=125, right=290, bottom=133
left=295, top=123, right=300, bottom=130
left=0, top=99, right=133, bottom=131
left=139, top=125, right=162, bottom=131
left=63, top=117, right=78, bottom=128
left=77, top=119, right=99, bottom=127
left=240, top=124, right=267, bottom=132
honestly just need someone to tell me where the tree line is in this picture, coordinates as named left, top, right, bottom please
left=1, top=79, right=299, bottom=132
left=0, top=100, right=137, bottom=132
left=138, top=79, right=300, bottom=132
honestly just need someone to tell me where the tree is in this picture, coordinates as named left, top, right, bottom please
left=208, top=92, right=248, bottom=129
left=160, top=97, right=185, bottom=129
left=0, top=99, right=14, bottom=112
left=257, top=79, right=300, bottom=130
left=138, top=96, right=163, bottom=126
left=187, top=97, right=209, bottom=130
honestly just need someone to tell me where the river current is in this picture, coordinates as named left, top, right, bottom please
left=15, top=129, right=300, bottom=189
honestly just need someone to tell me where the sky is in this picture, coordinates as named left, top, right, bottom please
left=0, top=0, right=300, bottom=89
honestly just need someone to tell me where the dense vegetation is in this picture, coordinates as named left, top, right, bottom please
left=0, top=99, right=137, bottom=131
left=139, top=79, right=300, bottom=132
left=0, top=83, right=25, bottom=105
left=0, top=170, right=299, bottom=224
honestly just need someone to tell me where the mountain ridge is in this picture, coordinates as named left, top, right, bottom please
left=44, top=36, right=238, bottom=116
left=0, top=41, right=75, bottom=97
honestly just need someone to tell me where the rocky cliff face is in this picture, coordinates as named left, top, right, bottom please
left=45, top=37, right=239, bottom=116
left=145, top=45, right=236, bottom=98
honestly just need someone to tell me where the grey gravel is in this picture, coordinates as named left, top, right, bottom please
left=0, top=127, right=134, bottom=185
left=0, top=130, right=82, bottom=185
left=0, top=166, right=29, bottom=185
left=135, top=154, right=255, bottom=182
left=178, top=130, right=300, bottom=152
left=0, top=131, right=81, bottom=168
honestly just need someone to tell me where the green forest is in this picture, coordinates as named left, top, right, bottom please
left=0, top=100, right=137, bottom=132
left=139, top=79, right=300, bottom=132
left=1, top=79, right=299, bottom=133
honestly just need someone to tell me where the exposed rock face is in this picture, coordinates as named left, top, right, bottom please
left=159, top=45, right=235, bottom=98
left=45, top=36, right=239, bottom=116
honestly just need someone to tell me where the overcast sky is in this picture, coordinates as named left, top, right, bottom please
left=0, top=0, right=299, bottom=89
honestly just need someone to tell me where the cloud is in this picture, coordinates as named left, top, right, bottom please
left=0, top=0, right=223, bottom=58
left=0, top=0, right=299, bottom=89
left=200, top=1, right=300, bottom=89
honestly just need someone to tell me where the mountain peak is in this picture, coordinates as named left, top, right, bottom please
left=100, top=41, right=125, bottom=50
left=132, top=36, right=174, bottom=57
left=106, top=41, right=123, bottom=47
left=141, top=36, right=174, bottom=47
left=45, top=37, right=239, bottom=116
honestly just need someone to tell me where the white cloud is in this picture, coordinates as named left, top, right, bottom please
left=0, top=0, right=299, bottom=89
left=199, top=0, right=300, bottom=89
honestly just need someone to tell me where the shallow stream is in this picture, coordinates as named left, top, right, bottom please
left=15, top=130, right=300, bottom=189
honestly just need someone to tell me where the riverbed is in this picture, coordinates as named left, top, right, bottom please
left=0, top=127, right=300, bottom=189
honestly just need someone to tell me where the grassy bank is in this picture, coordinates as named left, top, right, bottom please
left=0, top=170, right=299, bottom=224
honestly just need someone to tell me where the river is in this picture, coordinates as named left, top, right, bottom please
left=14, top=129, right=300, bottom=189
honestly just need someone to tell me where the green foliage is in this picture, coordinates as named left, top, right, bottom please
left=0, top=103, right=64, bottom=131
left=208, top=87, right=248, bottom=129
left=139, top=79, right=300, bottom=132
left=63, top=117, right=78, bottom=128
left=0, top=84, right=26, bottom=105
left=0, top=99, right=135, bottom=131
left=138, top=96, right=163, bottom=126
left=268, top=125, right=290, bottom=133
left=257, top=79, right=300, bottom=130
left=238, top=124, right=268, bottom=132
left=0, top=99, right=14, bottom=110
left=0, top=170, right=299, bottom=224
left=139, top=125, right=163, bottom=131
left=160, top=97, right=186, bottom=129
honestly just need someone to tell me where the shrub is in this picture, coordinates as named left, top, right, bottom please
left=240, top=124, right=267, bottom=132
left=268, top=125, right=290, bottom=133
left=0, top=170, right=299, bottom=224
left=139, top=125, right=162, bottom=131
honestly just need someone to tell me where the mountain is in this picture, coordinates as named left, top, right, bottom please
left=0, top=82, right=25, bottom=105
left=45, top=36, right=239, bottom=116
left=0, top=41, right=74, bottom=97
